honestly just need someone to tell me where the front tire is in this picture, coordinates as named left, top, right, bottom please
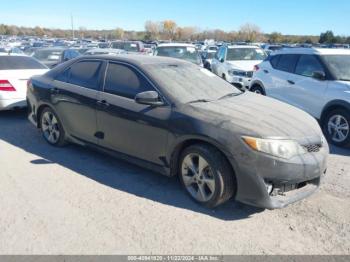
left=250, top=85, right=265, bottom=95
left=40, top=107, right=67, bottom=147
left=323, top=109, right=350, bottom=147
left=179, top=144, right=236, bottom=208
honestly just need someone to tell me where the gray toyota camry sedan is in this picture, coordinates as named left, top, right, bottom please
left=27, top=55, right=329, bottom=209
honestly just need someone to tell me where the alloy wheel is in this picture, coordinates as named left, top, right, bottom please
left=181, top=153, right=216, bottom=202
left=41, top=111, right=60, bottom=144
left=328, top=114, right=349, bottom=143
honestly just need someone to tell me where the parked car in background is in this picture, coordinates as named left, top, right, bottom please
left=263, top=44, right=283, bottom=55
left=110, top=41, right=146, bottom=54
left=32, top=48, right=82, bottom=68
left=250, top=48, right=350, bottom=147
left=205, top=45, right=219, bottom=52
left=211, top=45, right=267, bottom=90
left=143, top=44, right=156, bottom=55
left=0, top=54, right=48, bottom=110
left=201, top=50, right=217, bottom=71
left=84, top=48, right=126, bottom=56
left=0, top=46, right=24, bottom=54
left=98, top=42, right=110, bottom=49
left=155, top=43, right=203, bottom=66
left=27, top=55, right=328, bottom=209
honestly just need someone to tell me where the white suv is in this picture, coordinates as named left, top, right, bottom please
left=250, top=48, right=350, bottom=147
left=211, top=45, right=267, bottom=91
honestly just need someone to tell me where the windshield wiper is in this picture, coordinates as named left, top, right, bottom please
left=218, top=92, right=242, bottom=100
left=187, top=99, right=211, bottom=104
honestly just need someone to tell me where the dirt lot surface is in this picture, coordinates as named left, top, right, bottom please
left=0, top=110, right=349, bottom=255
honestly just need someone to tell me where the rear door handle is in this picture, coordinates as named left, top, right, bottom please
left=287, top=80, right=295, bottom=85
left=96, top=100, right=110, bottom=108
left=50, top=88, right=60, bottom=94
left=263, top=70, right=269, bottom=74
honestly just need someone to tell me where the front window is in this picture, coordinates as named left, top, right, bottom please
left=155, top=46, right=201, bottom=65
left=322, top=55, right=350, bottom=81
left=146, top=63, right=241, bottom=104
left=226, top=48, right=267, bottom=61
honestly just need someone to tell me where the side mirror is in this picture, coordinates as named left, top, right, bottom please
left=220, top=58, right=225, bottom=63
left=135, top=91, right=164, bottom=106
left=312, top=71, right=326, bottom=81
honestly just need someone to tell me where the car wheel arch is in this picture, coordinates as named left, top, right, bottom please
left=250, top=81, right=266, bottom=94
left=168, top=137, right=238, bottom=180
left=320, top=100, right=350, bottom=123
left=36, top=104, right=60, bottom=128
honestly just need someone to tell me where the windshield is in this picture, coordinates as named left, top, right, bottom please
left=322, top=55, right=350, bottom=81
left=226, top=48, right=267, bottom=61
left=146, top=63, right=241, bottom=104
left=155, top=46, right=201, bottom=65
left=0, top=56, right=47, bottom=70
left=33, top=49, right=63, bottom=61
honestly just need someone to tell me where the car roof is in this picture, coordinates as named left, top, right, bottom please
left=273, top=48, right=350, bottom=55
left=157, top=43, right=196, bottom=48
left=79, top=54, right=190, bottom=66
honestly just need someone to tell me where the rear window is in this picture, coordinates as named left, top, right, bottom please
left=0, top=56, right=47, bottom=70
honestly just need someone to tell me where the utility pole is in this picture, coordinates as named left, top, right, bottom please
left=71, top=13, right=75, bottom=40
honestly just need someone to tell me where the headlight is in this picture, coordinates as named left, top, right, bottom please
left=242, top=136, right=307, bottom=159
left=228, top=69, right=247, bottom=77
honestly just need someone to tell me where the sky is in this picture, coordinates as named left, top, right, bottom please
left=2, top=0, right=349, bottom=35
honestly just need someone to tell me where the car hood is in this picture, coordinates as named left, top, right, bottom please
left=186, top=92, right=323, bottom=145
left=226, top=60, right=262, bottom=71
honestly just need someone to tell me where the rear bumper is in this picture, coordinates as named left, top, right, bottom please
left=0, top=98, right=27, bottom=110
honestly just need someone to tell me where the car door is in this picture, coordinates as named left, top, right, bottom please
left=268, top=54, right=300, bottom=105
left=51, top=59, right=104, bottom=144
left=284, top=54, right=328, bottom=118
left=96, top=61, right=171, bottom=165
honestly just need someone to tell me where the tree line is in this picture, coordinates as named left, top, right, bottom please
left=0, top=22, right=349, bottom=44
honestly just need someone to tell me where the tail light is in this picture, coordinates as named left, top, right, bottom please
left=0, top=80, right=16, bottom=91
left=254, top=65, right=260, bottom=72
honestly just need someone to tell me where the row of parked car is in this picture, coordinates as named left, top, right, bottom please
left=0, top=38, right=348, bottom=210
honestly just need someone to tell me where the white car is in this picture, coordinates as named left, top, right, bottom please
left=250, top=48, right=350, bottom=147
left=211, top=45, right=267, bottom=91
left=0, top=54, right=48, bottom=110
left=155, top=43, right=203, bottom=66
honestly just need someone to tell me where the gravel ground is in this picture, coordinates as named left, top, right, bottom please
left=0, top=110, right=349, bottom=255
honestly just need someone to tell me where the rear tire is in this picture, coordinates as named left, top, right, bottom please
left=323, top=109, right=350, bottom=147
left=40, top=107, right=67, bottom=147
left=250, top=85, right=265, bottom=95
left=178, top=144, right=236, bottom=208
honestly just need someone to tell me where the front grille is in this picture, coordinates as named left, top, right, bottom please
left=303, top=144, right=322, bottom=153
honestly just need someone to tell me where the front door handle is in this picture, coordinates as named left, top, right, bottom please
left=263, top=70, right=269, bottom=74
left=287, top=80, right=295, bottom=85
left=96, top=100, right=110, bottom=108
